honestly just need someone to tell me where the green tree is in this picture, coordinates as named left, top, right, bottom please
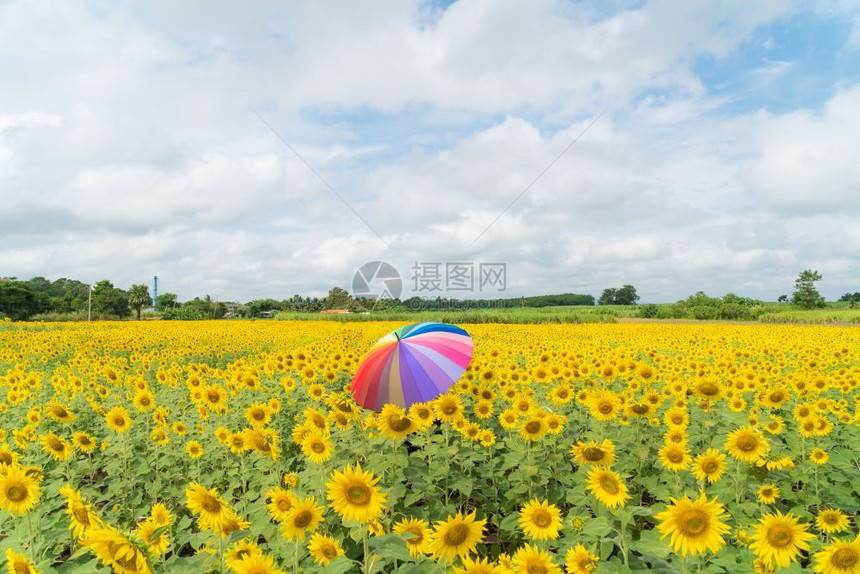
left=792, top=269, right=825, bottom=309
left=91, top=280, right=130, bottom=319
left=0, top=281, right=51, bottom=320
left=615, top=284, right=640, bottom=305
left=128, top=284, right=153, bottom=320
left=599, top=288, right=618, bottom=305
left=155, top=292, right=178, bottom=311
left=323, top=287, right=353, bottom=310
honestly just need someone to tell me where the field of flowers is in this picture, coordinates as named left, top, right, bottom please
left=0, top=320, right=858, bottom=574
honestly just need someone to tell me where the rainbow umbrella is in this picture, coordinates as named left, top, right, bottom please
left=351, top=322, right=474, bottom=411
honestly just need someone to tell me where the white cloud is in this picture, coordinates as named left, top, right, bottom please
left=1, top=0, right=859, bottom=303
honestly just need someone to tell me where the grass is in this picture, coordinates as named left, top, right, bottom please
left=758, top=307, right=860, bottom=324
left=275, top=306, right=620, bottom=324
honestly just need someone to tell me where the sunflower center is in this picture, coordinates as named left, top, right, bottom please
left=671, top=415, right=684, bottom=425
left=598, top=402, right=613, bottom=414
left=678, top=509, right=708, bottom=536
left=0, top=453, right=12, bottom=465
left=73, top=505, right=91, bottom=525
left=346, top=484, right=371, bottom=506
left=388, top=415, right=411, bottom=432
left=443, top=524, right=470, bottom=546
left=766, top=524, right=794, bottom=548
left=525, top=421, right=541, bottom=434
left=699, top=383, right=719, bottom=396
left=533, top=511, right=552, bottom=528
left=276, top=498, right=291, bottom=511
left=583, top=447, right=605, bottom=462
left=322, top=545, right=337, bottom=558
left=12, top=560, right=30, bottom=574
left=822, top=513, right=838, bottom=525
left=140, top=398, right=150, bottom=406
left=769, top=391, right=784, bottom=402
left=600, top=475, right=619, bottom=494
left=668, top=451, right=684, bottom=463
left=832, top=548, right=858, bottom=569
left=736, top=435, right=758, bottom=452
left=48, top=437, right=63, bottom=451
left=253, top=410, right=265, bottom=420
left=311, top=442, right=325, bottom=453
left=702, top=460, right=718, bottom=473
left=293, top=510, right=312, bottom=528
left=55, top=407, right=69, bottom=417
left=632, top=404, right=649, bottom=414
left=200, top=494, right=222, bottom=514
left=6, top=483, right=27, bottom=502
left=442, top=404, right=457, bottom=415
left=404, top=527, right=424, bottom=545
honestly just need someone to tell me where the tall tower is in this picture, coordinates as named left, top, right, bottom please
left=153, top=276, right=158, bottom=310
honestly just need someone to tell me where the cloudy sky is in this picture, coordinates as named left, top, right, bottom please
left=2, top=1, right=859, bottom=303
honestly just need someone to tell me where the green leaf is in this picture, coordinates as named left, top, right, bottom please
left=319, top=556, right=357, bottom=574
left=631, top=529, right=671, bottom=560
left=582, top=516, right=612, bottom=538
left=369, top=533, right=413, bottom=561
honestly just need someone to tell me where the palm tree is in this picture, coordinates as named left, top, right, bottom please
left=127, top=284, right=152, bottom=320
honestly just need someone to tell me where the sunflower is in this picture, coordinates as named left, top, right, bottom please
left=512, top=543, right=562, bottom=574
left=816, top=509, right=851, bottom=535
left=245, top=403, right=271, bottom=428
left=60, top=484, right=102, bottom=538
left=135, top=517, right=169, bottom=555
left=692, top=449, right=727, bottom=484
left=214, top=427, right=230, bottom=443
left=231, top=551, right=284, bottom=574
left=133, top=390, right=155, bottom=412
left=225, top=539, right=261, bottom=570
left=325, top=463, right=387, bottom=523
left=519, top=416, right=547, bottom=441
left=586, top=468, right=629, bottom=509
left=203, top=384, right=228, bottom=412
left=664, top=407, right=690, bottom=428
left=453, top=556, right=499, bottom=574
left=40, top=432, right=72, bottom=461
left=377, top=404, right=416, bottom=439
left=0, top=446, right=20, bottom=467
left=588, top=390, right=621, bottom=421
left=81, top=525, right=150, bottom=574
left=474, top=400, right=494, bottom=420
left=72, top=431, right=98, bottom=453
left=298, top=430, right=331, bottom=465
left=658, top=444, right=692, bottom=472
left=810, top=448, right=829, bottom=465
left=565, top=544, right=598, bottom=574
left=266, top=487, right=295, bottom=522
left=724, top=427, right=769, bottom=463
left=749, top=510, right=815, bottom=568
left=517, top=499, right=562, bottom=541
left=46, top=400, right=75, bottom=423
left=280, top=497, right=324, bottom=541
left=655, top=492, right=730, bottom=557
left=185, top=482, right=229, bottom=532
left=408, top=403, right=434, bottom=429
left=813, top=538, right=860, bottom=574
left=186, top=440, right=203, bottom=459
left=4, top=548, right=38, bottom=574
left=499, top=409, right=519, bottom=430
left=0, top=464, right=40, bottom=514
left=757, top=484, right=780, bottom=504
left=394, top=517, right=431, bottom=558
left=307, top=532, right=344, bottom=565
left=149, top=503, right=172, bottom=527
left=434, top=395, right=464, bottom=422
left=105, top=406, right=132, bottom=434
left=427, top=511, right=486, bottom=561
left=570, top=439, right=616, bottom=467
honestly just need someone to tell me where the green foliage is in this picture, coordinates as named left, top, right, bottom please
left=127, top=284, right=153, bottom=320
left=91, top=280, right=131, bottom=319
left=155, top=292, right=178, bottom=312
left=638, top=304, right=659, bottom=318
left=0, top=280, right=51, bottom=320
left=792, top=269, right=825, bottom=309
left=600, top=285, right=639, bottom=305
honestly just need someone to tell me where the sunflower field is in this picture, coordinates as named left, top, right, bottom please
left=0, top=320, right=858, bottom=574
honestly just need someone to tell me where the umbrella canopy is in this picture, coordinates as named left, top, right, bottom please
left=351, top=322, right=474, bottom=411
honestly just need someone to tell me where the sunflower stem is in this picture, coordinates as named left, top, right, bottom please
left=362, top=529, right=372, bottom=574
left=681, top=554, right=688, bottom=574
left=26, top=510, right=36, bottom=563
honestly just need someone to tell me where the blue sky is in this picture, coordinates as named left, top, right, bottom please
left=1, top=1, right=859, bottom=303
